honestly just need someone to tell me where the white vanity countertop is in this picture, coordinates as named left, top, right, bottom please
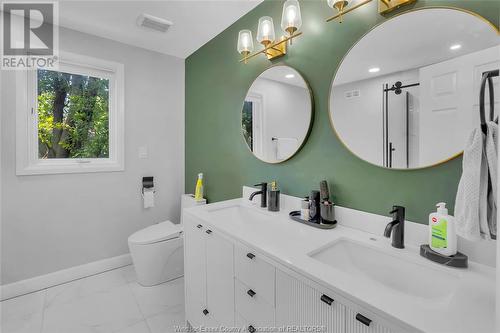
left=184, top=196, right=495, bottom=333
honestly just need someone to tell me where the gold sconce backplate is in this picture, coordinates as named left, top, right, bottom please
left=265, top=37, right=287, bottom=60
left=378, top=0, right=417, bottom=14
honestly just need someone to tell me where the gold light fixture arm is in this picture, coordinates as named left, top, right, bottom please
left=326, top=0, right=373, bottom=22
left=240, top=32, right=303, bottom=63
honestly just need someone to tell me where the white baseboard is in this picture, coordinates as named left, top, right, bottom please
left=0, top=253, right=132, bottom=301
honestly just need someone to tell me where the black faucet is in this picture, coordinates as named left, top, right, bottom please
left=249, top=183, right=267, bottom=208
left=384, top=205, right=405, bottom=249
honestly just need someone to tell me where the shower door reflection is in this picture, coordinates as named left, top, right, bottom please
left=383, top=81, right=419, bottom=168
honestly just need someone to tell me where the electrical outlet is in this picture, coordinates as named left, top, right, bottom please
left=139, top=146, right=148, bottom=159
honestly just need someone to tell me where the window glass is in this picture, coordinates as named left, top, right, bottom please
left=37, top=69, right=110, bottom=159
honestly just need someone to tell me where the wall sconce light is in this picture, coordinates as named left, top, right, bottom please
left=237, top=30, right=254, bottom=64
left=281, top=0, right=302, bottom=44
left=326, top=0, right=416, bottom=23
left=237, top=0, right=303, bottom=64
left=256, top=16, right=276, bottom=46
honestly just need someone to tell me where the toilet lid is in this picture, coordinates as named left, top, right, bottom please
left=128, top=221, right=182, bottom=245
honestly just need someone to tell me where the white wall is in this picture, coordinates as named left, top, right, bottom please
left=495, top=58, right=500, bottom=329
left=0, top=27, right=185, bottom=284
left=497, top=147, right=500, bottom=330
left=0, top=67, right=3, bottom=287
left=248, top=78, right=310, bottom=162
left=419, top=45, right=500, bottom=166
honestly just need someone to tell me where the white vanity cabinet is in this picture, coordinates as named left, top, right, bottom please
left=276, top=269, right=395, bottom=333
left=275, top=269, right=345, bottom=332
left=344, top=306, right=394, bottom=333
left=184, top=212, right=402, bottom=333
left=183, top=214, right=234, bottom=328
left=234, top=244, right=276, bottom=330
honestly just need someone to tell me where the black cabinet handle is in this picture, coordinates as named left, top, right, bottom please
left=196, top=224, right=203, bottom=229
left=248, top=325, right=256, bottom=333
left=206, top=229, right=212, bottom=234
left=356, top=313, right=372, bottom=327
left=320, top=294, right=334, bottom=306
left=246, top=252, right=255, bottom=259
left=202, top=309, right=209, bottom=316
left=247, top=289, right=256, bottom=297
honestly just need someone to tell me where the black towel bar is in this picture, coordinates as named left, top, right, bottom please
left=480, top=69, right=499, bottom=134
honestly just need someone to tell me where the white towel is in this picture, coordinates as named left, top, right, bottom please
left=455, top=122, right=498, bottom=241
left=485, top=121, right=498, bottom=238
left=455, top=128, right=488, bottom=240
left=276, top=138, right=298, bottom=160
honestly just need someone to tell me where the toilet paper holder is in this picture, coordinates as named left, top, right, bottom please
left=141, top=176, right=155, bottom=195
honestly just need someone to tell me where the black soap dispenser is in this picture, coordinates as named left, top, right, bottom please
left=268, top=181, right=280, bottom=212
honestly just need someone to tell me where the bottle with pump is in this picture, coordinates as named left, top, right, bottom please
left=429, top=202, right=457, bottom=256
left=194, top=173, right=204, bottom=201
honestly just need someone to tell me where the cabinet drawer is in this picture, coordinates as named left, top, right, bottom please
left=234, top=244, right=275, bottom=305
left=235, top=279, right=275, bottom=328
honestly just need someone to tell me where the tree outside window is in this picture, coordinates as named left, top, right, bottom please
left=37, top=69, right=110, bottom=159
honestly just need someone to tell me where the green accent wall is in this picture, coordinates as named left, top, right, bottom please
left=186, top=0, right=499, bottom=223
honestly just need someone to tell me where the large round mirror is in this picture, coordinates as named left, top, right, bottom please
left=329, top=8, right=499, bottom=169
left=242, top=66, right=313, bottom=163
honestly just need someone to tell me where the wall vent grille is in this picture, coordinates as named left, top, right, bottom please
left=345, top=90, right=361, bottom=99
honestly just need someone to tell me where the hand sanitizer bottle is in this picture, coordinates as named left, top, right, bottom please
left=194, top=173, right=204, bottom=201
left=429, top=202, right=457, bottom=256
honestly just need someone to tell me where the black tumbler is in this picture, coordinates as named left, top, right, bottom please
left=268, top=190, right=280, bottom=212
left=309, top=190, right=320, bottom=221
left=320, top=202, right=336, bottom=224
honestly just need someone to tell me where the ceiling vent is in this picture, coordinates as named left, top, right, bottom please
left=137, top=14, right=173, bottom=33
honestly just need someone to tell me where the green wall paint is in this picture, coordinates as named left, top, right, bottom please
left=186, top=0, right=499, bottom=224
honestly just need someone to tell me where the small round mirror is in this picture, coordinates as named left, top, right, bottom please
left=329, top=8, right=499, bottom=169
left=242, top=66, right=313, bottom=163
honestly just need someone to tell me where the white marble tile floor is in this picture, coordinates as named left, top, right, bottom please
left=1, top=266, right=185, bottom=333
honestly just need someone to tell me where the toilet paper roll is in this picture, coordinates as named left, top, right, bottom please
left=143, top=188, right=155, bottom=208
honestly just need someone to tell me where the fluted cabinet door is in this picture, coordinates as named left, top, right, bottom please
left=275, top=270, right=345, bottom=332
left=345, top=307, right=394, bottom=333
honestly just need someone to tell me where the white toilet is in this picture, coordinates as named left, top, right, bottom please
left=128, top=194, right=206, bottom=286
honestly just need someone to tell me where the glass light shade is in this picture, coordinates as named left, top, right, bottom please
left=327, top=0, right=349, bottom=10
left=237, top=30, right=254, bottom=54
left=281, top=0, right=302, bottom=34
left=256, top=16, right=276, bottom=45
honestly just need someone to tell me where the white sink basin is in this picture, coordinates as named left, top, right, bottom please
left=204, top=204, right=312, bottom=243
left=309, top=238, right=459, bottom=300
left=206, top=205, right=273, bottom=225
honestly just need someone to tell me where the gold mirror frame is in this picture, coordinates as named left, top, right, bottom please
left=241, top=64, right=315, bottom=164
left=328, top=6, right=499, bottom=170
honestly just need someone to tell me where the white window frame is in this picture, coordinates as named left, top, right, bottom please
left=16, top=51, right=125, bottom=175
